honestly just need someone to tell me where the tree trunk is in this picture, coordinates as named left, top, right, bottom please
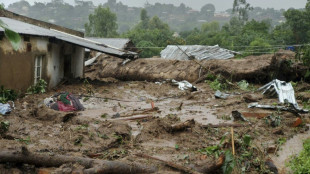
left=0, top=148, right=157, bottom=174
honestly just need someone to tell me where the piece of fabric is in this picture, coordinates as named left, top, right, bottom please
left=50, top=103, right=59, bottom=111
left=0, top=103, right=11, bottom=115
left=68, top=94, right=85, bottom=111
left=57, top=101, right=76, bottom=112
left=60, top=92, right=70, bottom=105
left=44, top=97, right=54, bottom=107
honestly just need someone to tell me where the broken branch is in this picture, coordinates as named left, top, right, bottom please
left=202, top=123, right=249, bottom=128
left=135, top=153, right=201, bottom=174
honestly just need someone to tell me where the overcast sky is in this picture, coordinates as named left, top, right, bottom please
left=0, top=0, right=307, bottom=11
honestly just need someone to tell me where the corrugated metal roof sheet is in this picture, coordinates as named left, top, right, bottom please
left=0, top=17, right=136, bottom=57
left=160, top=45, right=238, bottom=60
left=86, top=37, right=131, bottom=50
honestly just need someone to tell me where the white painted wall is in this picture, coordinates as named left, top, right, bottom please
left=47, top=43, right=63, bottom=88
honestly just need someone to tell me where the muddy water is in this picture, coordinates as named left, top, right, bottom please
left=79, top=93, right=229, bottom=126
left=271, top=125, right=310, bottom=173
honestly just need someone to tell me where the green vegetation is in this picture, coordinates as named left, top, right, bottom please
left=85, top=6, right=118, bottom=37
left=205, top=75, right=230, bottom=91
left=0, top=5, right=21, bottom=50
left=15, top=136, right=31, bottom=145
left=0, top=86, right=17, bottom=103
left=27, top=79, right=47, bottom=94
left=199, top=133, right=274, bottom=173
left=83, top=79, right=94, bottom=96
left=5, top=0, right=310, bottom=62
left=101, top=113, right=108, bottom=118
left=0, top=121, right=10, bottom=134
left=223, top=150, right=236, bottom=174
left=288, top=138, right=310, bottom=173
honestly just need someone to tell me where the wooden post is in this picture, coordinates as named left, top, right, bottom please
left=231, top=127, right=235, bottom=156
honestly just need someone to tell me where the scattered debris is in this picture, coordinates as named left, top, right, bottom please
left=267, top=146, right=277, bottom=153
left=170, top=119, right=195, bottom=132
left=291, top=117, right=302, bottom=127
left=231, top=111, right=248, bottom=122
left=112, top=113, right=121, bottom=119
left=243, top=94, right=262, bottom=103
left=258, top=79, right=298, bottom=108
left=214, top=90, right=230, bottom=99
left=85, top=52, right=102, bottom=66
left=45, top=92, right=85, bottom=112
left=248, top=103, right=309, bottom=113
left=0, top=103, right=11, bottom=115
left=172, top=79, right=197, bottom=91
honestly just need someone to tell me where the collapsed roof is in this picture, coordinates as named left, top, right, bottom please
left=0, top=17, right=137, bottom=58
left=160, top=45, right=239, bottom=60
left=86, top=38, right=130, bottom=50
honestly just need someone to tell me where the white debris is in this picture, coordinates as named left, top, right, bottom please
left=258, top=79, right=298, bottom=108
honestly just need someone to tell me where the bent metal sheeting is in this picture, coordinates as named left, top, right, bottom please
left=160, top=45, right=239, bottom=60
left=0, top=17, right=136, bottom=57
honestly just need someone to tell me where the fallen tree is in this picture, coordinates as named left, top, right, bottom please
left=0, top=147, right=157, bottom=174
left=86, top=51, right=304, bottom=83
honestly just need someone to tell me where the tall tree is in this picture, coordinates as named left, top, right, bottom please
left=140, top=9, right=149, bottom=29
left=201, top=4, right=215, bottom=19
left=284, top=1, right=310, bottom=44
left=232, top=0, right=253, bottom=22
left=85, top=6, right=118, bottom=37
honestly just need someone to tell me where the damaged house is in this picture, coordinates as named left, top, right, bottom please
left=0, top=10, right=134, bottom=91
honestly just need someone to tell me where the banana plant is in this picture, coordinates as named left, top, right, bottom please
left=0, top=7, right=21, bottom=50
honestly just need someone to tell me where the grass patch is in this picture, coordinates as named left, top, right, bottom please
left=288, top=138, right=310, bottom=173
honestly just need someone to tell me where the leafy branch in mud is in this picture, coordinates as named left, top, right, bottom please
left=205, top=74, right=231, bottom=91
left=199, top=133, right=274, bottom=173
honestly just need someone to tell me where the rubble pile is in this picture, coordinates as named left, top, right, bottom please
left=1, top=51, right=310, bottom=173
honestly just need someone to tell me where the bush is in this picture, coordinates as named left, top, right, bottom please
left=205, top=75, right=229, bottom=91
left=27, top=79, right=47, bottom=94
left=0, top=86, right=17, bottom=103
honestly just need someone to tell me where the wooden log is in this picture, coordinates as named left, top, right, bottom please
left=202, top=123, right=249, bottom=128
left=110, top=115, right=153, bottom=121
left=0, top=148, right=157, bottom=174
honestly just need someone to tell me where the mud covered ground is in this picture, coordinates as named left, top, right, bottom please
left=0, top=79, right=310, bottom=174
